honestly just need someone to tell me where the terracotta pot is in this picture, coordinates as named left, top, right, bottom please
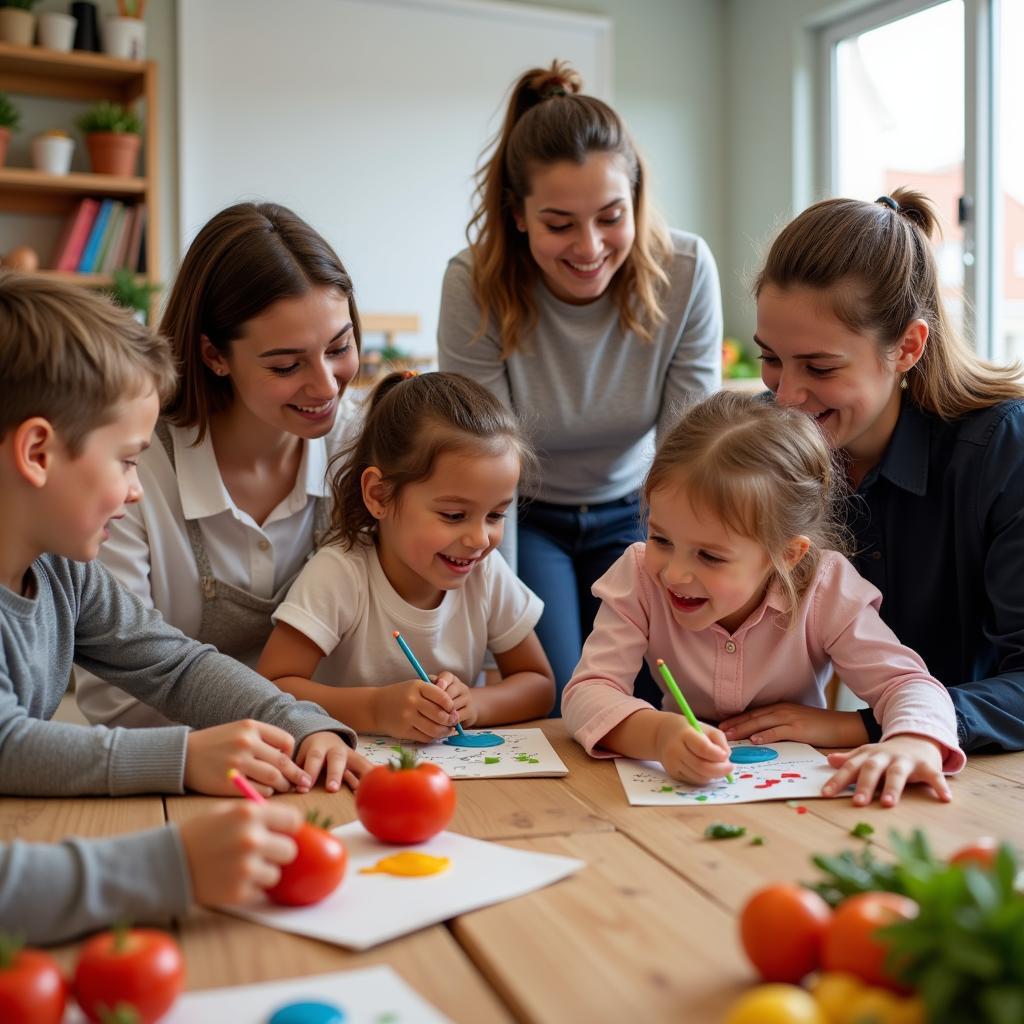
left=85, top=131, right=141, bottom=177
left=0, top=127, right=9, bottom=169
left=0, top=8, right=35, bottom=47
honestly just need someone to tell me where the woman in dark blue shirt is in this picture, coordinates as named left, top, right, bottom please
left=721, top=188, right=1024, bottom=756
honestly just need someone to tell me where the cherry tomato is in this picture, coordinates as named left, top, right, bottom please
left=267, top=813, right=347, bottom=907
left=821, top=892, right=918, bottom=992
left=73, top=927, right=184, bottom=1024
left=0, top=938, right=66, bottom=1024
left=739, top=883, right=833, bottom=983
left=724, top=983, right=828, bottom=1024
left=949, top=837, right=1000, bottom=870
left=355, top=750, right=456, bottom=844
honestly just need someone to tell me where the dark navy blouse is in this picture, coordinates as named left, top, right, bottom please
left=849, top=395, right=1024, bottom=751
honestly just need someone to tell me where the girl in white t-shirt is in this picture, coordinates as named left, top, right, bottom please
left=258, top=371, right=555, bottom=740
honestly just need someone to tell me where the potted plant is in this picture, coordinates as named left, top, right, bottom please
left=0, top=0, right=37, bottom=47
left=76, top=101, right=142, bottom=177
left=107, top=268, right=160, bottom=324
left=104, top=0, right=146, bottom=60
left=0, top=92, right=20, bottom=169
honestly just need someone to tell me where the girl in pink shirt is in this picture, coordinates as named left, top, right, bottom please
left=562, top=391, right=964, bottom=807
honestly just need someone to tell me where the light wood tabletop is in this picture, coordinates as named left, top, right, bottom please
left=6, top=721, right=1024, bottom=1023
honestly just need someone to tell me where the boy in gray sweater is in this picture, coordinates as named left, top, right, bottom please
left=0, top=274, right=367, bottom=940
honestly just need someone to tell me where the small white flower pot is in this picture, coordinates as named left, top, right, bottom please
left=37, top=11, right=77, bottom=52
left=32, top=135, right=75, bottom=176
left=102, top=16, right=145, bottom=60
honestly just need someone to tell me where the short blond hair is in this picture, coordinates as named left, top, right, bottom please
left=644, top=391, right=847, bottom=626
left=0, top=272, right=176, bottom=454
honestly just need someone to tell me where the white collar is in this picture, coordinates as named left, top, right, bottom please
left=171, top=424, right=327, bottom=524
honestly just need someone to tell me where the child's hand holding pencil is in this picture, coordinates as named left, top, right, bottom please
left=655, top=658, right=734, bottom=785
left=655, top=714, right=735, bottom=785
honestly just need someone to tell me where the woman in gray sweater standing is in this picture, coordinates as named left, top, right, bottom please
left=438, top=60, right=722, bottom=705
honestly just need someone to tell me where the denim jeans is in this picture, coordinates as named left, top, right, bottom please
left=518, top=493, right=660, bottom=714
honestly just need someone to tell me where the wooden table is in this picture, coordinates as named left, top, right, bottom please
left=7, top=722, right=1024, bottom=1023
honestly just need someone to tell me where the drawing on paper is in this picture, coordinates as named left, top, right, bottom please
left=356, top=728, right=567, bottom=779
left=614, top=741, right=844, bottom=806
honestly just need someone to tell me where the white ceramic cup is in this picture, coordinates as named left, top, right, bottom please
left=32, top=135, right=75, bottom=176
left=103, top=15, right=145, bottom=60
left=37, top=11, right=76, bottom=51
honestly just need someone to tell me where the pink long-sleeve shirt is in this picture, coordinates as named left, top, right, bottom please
left=562, top=543, right=965, bottom=772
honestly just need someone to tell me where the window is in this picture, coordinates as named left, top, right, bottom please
left=820, top=1, right=1018, bottom=362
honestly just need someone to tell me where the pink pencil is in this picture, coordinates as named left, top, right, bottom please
left=228, top=768, right=266, bottom=804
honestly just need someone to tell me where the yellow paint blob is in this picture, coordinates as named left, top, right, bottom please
left=360, top=852, right=451, bottom=877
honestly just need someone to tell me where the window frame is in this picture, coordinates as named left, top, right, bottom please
left=816, top=0, right=1000, bottom=358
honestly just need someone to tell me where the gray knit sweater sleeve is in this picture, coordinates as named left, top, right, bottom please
left=0, top=556, right=355, bottom=796
left=0, top=826, right=192, bottom=945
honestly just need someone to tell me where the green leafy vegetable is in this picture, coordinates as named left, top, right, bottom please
left=704, top=822, right=746, bottom=840
left=850, top=821, right=875, bottom=839
left=806, top=829, right=1023, bottom=1024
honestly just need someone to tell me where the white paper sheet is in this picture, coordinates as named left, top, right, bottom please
left=64, top=965, right=451, bottom=1024
left=224, top=822, right=583, bottom=950
left=357, top=728, right=568, bottom=779
left=614, top=741, right=843, bottom=806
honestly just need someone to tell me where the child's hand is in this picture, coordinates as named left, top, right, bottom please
left=822, top=734, right=951, bottom=808
left=180, top=800, right=302, bottom=906
left=656, top=713, right=733, bottom=785
left=296, top=733, right=373, bottom=793
left=184, top=720, right=309, bottom=797
left=434, top=671, right=478, bottom=728
left=373, top=679, right=458, bottom=741
left=720, top=704, right=869, bottom=748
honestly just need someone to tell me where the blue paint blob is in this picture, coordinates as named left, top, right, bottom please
left=444, top=731, right=504, bottom=748
left=267, top=1001, right=346, bottom=1024
left=729, top=746, right=779, bottom=764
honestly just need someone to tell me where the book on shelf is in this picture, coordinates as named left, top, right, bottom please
left=77, top=199, right=116, bottom=273
left=126, top=203, right=145, bottom=272
left=95, top=202, right=126, bottom=274
left=52, top=198, right=100, bottom=272
left=105, top=204, right=136, bottom=272
left=101, top=204, right=136, bottom=273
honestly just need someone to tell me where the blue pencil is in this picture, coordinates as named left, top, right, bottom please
left=392, top=630, right=467, bottom=737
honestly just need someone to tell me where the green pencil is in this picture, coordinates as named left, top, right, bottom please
left=656, top=658, right=734, bottom=784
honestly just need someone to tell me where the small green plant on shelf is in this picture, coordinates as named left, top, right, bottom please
left=723, top=337, right=760, bottom=379
left=0, top=93, right=21, bottom=132
left=3, top=1, right=39, bottom=11
left=76, top=101, right=143, bottom=137
left=107, top=269, right=160, bottom=324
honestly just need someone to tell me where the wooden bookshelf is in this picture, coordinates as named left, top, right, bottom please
left=0, top=41, right=158, bottom=291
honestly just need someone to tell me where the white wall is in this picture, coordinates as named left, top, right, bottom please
left=167, top=0, right=730, bottom=344
left=723, top=0, right=878, bottom=344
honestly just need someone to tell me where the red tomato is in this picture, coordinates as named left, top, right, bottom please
left=0, top=941, right=66, bottom=1024
left=355, top=752, right=456, bottom=844
left=739, top=883, right=833, bottom=983
left=949, top=837, right=1000, bottom=870
left=821, top=892, right=918, bottom=992
left=74, top=927, right=184, bottom=1023
left=267, top=815, right=348, bottom=907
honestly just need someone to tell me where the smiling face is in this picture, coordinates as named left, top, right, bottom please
left=514, top=151, right=636, bottom=305
left=370, top=444, right=521, bottom=609
left=644, top=476, right=775, bottom=635
left=202, top=286, right=358, bottom=442
left=755, top=284, right=925, bottom=471
left=49, top=387, right=160, bottom=563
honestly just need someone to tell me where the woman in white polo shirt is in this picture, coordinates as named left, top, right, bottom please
left=76, top=202, right=363, bottom=727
